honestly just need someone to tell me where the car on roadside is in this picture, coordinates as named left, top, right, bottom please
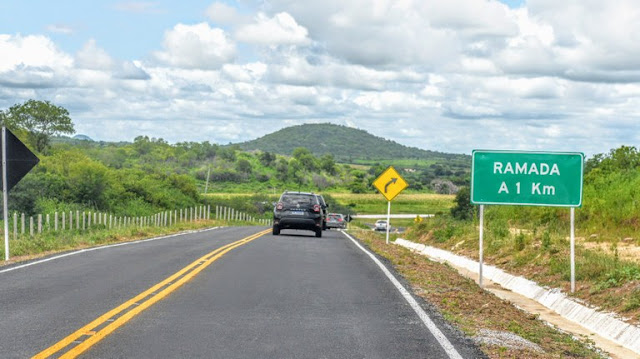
left=314, top=194, right=329, bottom=230
left=273, top=191, right=323, bottom=237
left=374, top=220, right=388, bottom=231
left=326, top=213, right=346, bottom=229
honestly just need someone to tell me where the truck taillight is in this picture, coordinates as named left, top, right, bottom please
left=276, top=202, right=284, bottom=210
left=313, top=204, right=321, bottom=212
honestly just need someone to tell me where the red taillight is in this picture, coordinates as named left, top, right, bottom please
left=313, top=204, right=321, bottom=212
left=337, top=218, right=343, bottom=222
left=276, top=202, right=284, bottom=210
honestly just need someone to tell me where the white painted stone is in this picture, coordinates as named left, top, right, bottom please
left=395, top=238, right=640, bottom=355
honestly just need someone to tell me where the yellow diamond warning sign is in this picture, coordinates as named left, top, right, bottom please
left=373, top=166, right=408, bottom=201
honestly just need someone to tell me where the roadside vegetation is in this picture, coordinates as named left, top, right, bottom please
left=330, top=192, right=454, bottom=215
left=352, top=230, right=603, bottom=358
left=396, top=146, right=640, bottom=325
left=8, top=217, right=218, bottom=261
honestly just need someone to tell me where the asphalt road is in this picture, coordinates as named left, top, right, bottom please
left=0, top=226, right=483, bottom=358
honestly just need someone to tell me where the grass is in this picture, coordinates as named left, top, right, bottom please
left=351, top=230, right=603, bottom=358
left=0, top=217, right=262, bottom=265
left=329, top=192, right=454, bottom=214
left=405, top=214, right=640, bottom=324
left=202, top=191, right=455, bottom=217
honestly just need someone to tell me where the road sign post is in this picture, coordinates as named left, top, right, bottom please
left=471, top=150, right=583, bottom=291
left=478, top=204, right=484, bottom=287
left=373, top=166, right=408, bottom=244
left=2, top=128, right=8, bottom=261
left=386, top=201, right=391, bottom=244
left=1, top=127, right=40, bottom=261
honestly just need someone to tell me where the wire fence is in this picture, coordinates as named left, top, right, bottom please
left=3, top=205, right=273, bottom=239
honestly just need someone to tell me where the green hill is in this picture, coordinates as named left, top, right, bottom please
left=235, top=123, right=466, bottom=162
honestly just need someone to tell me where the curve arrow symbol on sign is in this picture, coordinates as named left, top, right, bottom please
left=384, top=178, right=397, bottom=193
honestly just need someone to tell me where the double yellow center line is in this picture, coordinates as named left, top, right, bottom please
left=33, top=229, right=270, bottom=359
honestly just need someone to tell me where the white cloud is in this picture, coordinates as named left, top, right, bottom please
left=0, top=34, right=73, bottom=72
left=236, top=12, right=310, bottom=47
left=154, top=23, right=236, bottom=69
left=222, top=62, right=267, bottom=82
left=116, top=61, right=151, bottom=80
left=76, top=39, right=114, bottom=70
left=421, top=0, right=517, bottom=38
left=206, top=2, right=244, bottom=25
left=495, top=1, right=640, bottom=81
left=2, top=1, right=640, bottom=156
left=260, top=0, right=517, bottom=67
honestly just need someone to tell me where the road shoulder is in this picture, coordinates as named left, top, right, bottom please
left=347, top=229, right=606, bottom=359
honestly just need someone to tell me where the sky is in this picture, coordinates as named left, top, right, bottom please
left=0, top=0, right=638, bottom=156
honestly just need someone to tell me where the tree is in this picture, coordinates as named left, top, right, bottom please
left=218, top=147, right=237, bottom=162
left=236, top=158, right=252, bottom=174
left=133, top=136, right=153, bottom=155
left=275, top=158, right=289, bottom=181
left=288, top=158, right=304, bottom=185
left=5, top=99, right=75, bottom=153
left=320, top=154, right=337, bottom=175
left=292, top=147, right=311, bottom=159
left=259, top=151, right=276, bottom=167
left=292, top=147, right=317, bottom=171
left=451, top=187, right=475, bottom=220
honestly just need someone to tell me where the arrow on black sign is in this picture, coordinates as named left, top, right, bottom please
left=1, top=128, right=39, bottom=191
left=384, top=178, right=397, bottom=193
left=2, top=127, right=40, bottom=261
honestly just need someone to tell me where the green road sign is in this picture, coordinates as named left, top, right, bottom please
left=471, top=150, right=584, bottom=207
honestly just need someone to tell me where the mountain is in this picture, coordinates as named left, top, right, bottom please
left=235, top=123, right=466, bottom=162
left=73, top=134, right=94, bottom=141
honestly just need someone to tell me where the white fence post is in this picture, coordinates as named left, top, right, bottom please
left=13, top=212, right=17, bottom=240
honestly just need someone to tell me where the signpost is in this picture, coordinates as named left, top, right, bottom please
left=1, top=127, right=39, bottom=261
left=471, top=150, right=584, bottom=291
left=373, top=166, right=408, bottom=244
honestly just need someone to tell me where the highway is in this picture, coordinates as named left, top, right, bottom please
left=0, top=226, right=484, bottom=358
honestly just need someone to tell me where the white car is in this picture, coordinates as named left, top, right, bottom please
left=374, top=220, right=388, bottom=231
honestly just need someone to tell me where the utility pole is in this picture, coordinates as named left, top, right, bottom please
left=204, top=166, right=211, bottom=194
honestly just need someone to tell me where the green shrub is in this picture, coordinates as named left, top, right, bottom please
left=488, top=218, right=509, bottom=239
left=623, top=289, right=640, bottom=312
left=450, top=187, right=474, bottom=220
left=542, top=231, right=551, bottom=250
left=514, top=233, right=526, bottom=252
left=434, top=225, right=456, bottom=243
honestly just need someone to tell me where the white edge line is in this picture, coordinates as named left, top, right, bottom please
left=341, top=230, right=464, bottom=359
left=0, top=226, right=223, bottom=275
